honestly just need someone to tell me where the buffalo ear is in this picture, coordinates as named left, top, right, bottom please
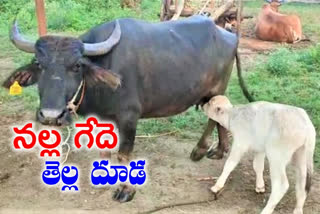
left=83, top=61, right=121, bottom=90
left=2, top=62, right=41, bottom=89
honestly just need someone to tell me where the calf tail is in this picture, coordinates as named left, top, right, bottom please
left=305, top=129, right=316, bottom=193
left=306, top=167, right=312, bottom=193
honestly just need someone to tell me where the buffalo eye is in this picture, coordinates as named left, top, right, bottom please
left=34, top=59, right=41, bottom=69
left=72, top=62, right=82, bottom=73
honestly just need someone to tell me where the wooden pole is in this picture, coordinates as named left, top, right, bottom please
left=35, top=0, right=47, bottom=36
left=236, top=0, right=242, bottom=36
left=210, top=0, right=215, bottom=14
left=171, top=0, right=185, bottom=20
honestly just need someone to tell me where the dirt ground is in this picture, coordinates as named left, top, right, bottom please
left=0, top=33, right=319, bottom=214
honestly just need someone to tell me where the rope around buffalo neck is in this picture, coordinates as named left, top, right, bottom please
left=61, top=126, right=71, bottom=165
left=67, top=80, right=85, bottom=117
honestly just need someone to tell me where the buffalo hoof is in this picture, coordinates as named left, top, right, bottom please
left=112, top=184, right=136, bottom=203
left=190, top=146, right=208, bottom=161
left=206, top=147, right=224, bottom=160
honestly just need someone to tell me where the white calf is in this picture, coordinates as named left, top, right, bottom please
left=203, top=95, right=315, bottom=214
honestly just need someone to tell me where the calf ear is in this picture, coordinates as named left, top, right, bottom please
left=83, top=61, right=121, bottom=91
left=2, top=61, right=41, bottom=89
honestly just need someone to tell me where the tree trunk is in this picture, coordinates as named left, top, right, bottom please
left=212, top=0, right=235, bottom=21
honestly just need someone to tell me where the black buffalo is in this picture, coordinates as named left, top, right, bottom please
left=3, top=15, right=253, bottom=202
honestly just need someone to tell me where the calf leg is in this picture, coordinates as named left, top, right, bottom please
left=211, top=141, right=248, bottom=196
left=253, top=152, right=266, bottom=193
left=112, top=110, right=140, bottom=203
left=190, top=119, right=216, bottom=161
left=293, top=146, right=307, bottom=214
left=261, top=155, right=290, bottom=214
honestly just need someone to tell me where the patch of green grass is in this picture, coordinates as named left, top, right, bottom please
left=136, top=107, right=208, bottom=137
left=265, top=48, right=297, bottom=76
left=0, top=0, right=160, bottom=33
left=137, top=0, right=161, bottom=21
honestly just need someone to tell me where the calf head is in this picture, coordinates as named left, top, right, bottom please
left=3, top=21, right=122, bottom=126
left=203, top=95, right=233, bottom=128
left=270, top=1, right=281, bottom=12
left=263, top=1, right=281, bottom=13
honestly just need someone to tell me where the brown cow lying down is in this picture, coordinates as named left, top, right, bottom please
left=255, top=2, right=302, bottom=43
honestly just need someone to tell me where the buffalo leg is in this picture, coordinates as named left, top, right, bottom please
left=207, top=124, right=230, bottom=159
left=190, top=119, right=217, bottom=161
left=112, top=110, right=139, bottom=203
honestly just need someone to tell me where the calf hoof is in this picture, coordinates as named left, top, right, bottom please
left=209, top=185, right=224, bottom=200
left=112, top=184, right=136, bottom=203
left=293, top=208, right=303, bottom=214
left=255, top=186, right=265, bottom=194
left=190, top=146, right=208, bottom=161
left=206, top=147, right=224, bottom=160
